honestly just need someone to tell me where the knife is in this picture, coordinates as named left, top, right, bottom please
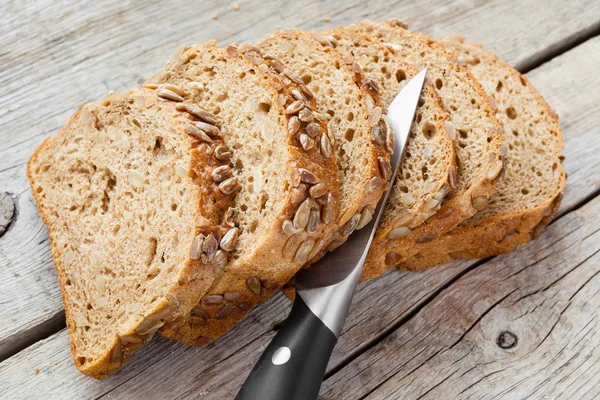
left=235, top=69, right=427, bottom=400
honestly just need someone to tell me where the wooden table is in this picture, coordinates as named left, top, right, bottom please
left=1, top=0, right=599, bottom=398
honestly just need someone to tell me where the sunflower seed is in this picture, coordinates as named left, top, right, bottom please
left=220, top=228, right=239, bottom=251
left=311, top=33, right=336, bottom=47
left=282, top=219, right=303, bottom=234
left=288, top=116, right=301, bottom=135
left=300, top=84, right=314, bottom=100
left=307, top=209, right=320, bottom=233
left=321, top=133, right=333, bottom=159
left=291, top=168, right=301, bottom=187
left=203, top=233, right=218, bottom=261
left=244, top=51, right=264, bottom=65
left=371, top=124, right=386, bottom=146
left=351, top=62, right=362, bottom=74
left=291, top=89, right=306, bottom=101
left=246, top=276, right=261, bottom=295
left=385, top=126, right=395, bottom=154
left=356, top=208, right=374, bottom=230
left=224, top=291, right=243, bottom=301
left=293, top=198, right=312, bottom=230
left=341, top=213, right=361, bottom=236
left=472, top=196, right=489, bottom=211
left=295, top=239, right=315, bottom=262
left=322, top=193, right=335, bottom=224
left=327, top=238, right=346, bottom=252
left=368, top=107, right=382, bottom=126
left=156, top=87, right=184, bottom=102
left=290, top=183, right=308, bottom=205
left=298, top=107, right=312, bottom=122
left=416, top=235, right=435, bottom=243
left=285, top=100, right=305, bottom=114
left=448, top=165, right=457, bottom=189
left=266, top=56, right=285, bottom=73
left=195, top=215, right=210, bottom=227
left=190, top=316, right=208, bottom=325
left=190, top=235, right=205, bottom=259
left=379, top=157, right=392, bottom=181
left=487, top=159, right=504, bottom=181
left=366, top=176, right=383, bottom=195
left=141, top=83, right=159, bottom=89
left=300, top=134, right=315, bottom=150
left=238, top=43, right=261, bottom=54
left=215, top=303, right=235, bottom=319
left=305, top=122, right=321, bottom=138
left=202, top=294, right=224, bottom=306
left=226, top=45, right=239, bottom=57
left=212, top=165, right=232, bottom=183
left=283, top=235, right=302, bottom=259
left=194, top=121, right=220, bottom=136
left=159, top=84, right=186, bottom=96
left=192, top=307, right=210, bottom=319
left=214, top=145, right=232, bottom=160
left=212, top=249, right=228, bottom=267
left=299, top=168, right=318, bottom=184
left=387, top=226, right=411, bottom=239
left=238, top=302, right=252, bottom=311
left=185, top=124, right=212, bottom=142
left=364, top=93, right=375, bottom=113
left=444, top=121, right=456, bottom=140
left=181, top=104, right=218, bottom=125
left=219, top=177, right=239, bottom=195
left=283, top=69, right=304, bottom=85
left=385, top=252, right=401, bottom=266
left=308, top=183, right=328, bottom=199
left=363, top=78, right=379, bottom=93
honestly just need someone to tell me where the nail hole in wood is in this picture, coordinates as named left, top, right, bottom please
left=497, top=330, right=518, bottom=349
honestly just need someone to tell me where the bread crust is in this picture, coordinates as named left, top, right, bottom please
left=149, top=43, right=341, bottom=345
left=401, top=38, right=566, bottom=270
left=353, top=20, right=503, bottom=280
left=27, top=89, right=224, bottom=378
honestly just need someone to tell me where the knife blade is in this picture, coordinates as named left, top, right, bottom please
left=236, top=69, right=427, bottom=400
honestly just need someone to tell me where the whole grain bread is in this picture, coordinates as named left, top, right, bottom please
left=326, top=27, right=455, bottom=236
left=257, top=29, right=392, bottom=260
left=401, top=37, right=566, bottom=270
left=350, top=20, right=503, bottom=280
left=147, top=43, right=340, bottom=345
left=27, top=87, right=229, bottom=378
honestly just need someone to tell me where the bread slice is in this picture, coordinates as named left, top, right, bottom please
left=401, top=37, right=566, bottom=270
left=146, top=43, right=340, bottom=345
left=257, top=29, right=392, bottom=258
left=27, top=87, right=230, bottom=378
left=325, top=27, right=455, bottom=239
left=349, top=20, right=503, bottom=280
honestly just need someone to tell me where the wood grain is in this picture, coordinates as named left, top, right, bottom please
left=2, top=0, right=600, bottom=363
left=322, top=183, right=600, bottom=400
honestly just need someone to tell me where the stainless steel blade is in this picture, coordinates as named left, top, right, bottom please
left=295, top=69, right=427, bottom=337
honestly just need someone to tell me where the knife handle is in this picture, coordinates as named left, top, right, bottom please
left=235, top=295, right=337, bottom=400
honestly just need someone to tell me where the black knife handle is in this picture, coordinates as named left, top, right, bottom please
left=235, top=295, right=337, bottom=400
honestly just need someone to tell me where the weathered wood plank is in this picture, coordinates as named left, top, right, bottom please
left=321, top=181, right=600, bottom=400
left=0, top=264, right=471, bottom=399
left=2, top=31, right=600, bottom=397
left=2, top=0, right=600, bottom=362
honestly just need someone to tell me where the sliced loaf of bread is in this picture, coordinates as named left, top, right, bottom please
left=27, top=87, right=231, bottom=378
left=326, top=28, right=455, bottom=238
left=350, top=20, right=503, bottom=280
left=147, top=43, right=340, bottom=345
left=257, top=29, right=392, bottom=259
left=401, top=37, right=566, bottom=269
